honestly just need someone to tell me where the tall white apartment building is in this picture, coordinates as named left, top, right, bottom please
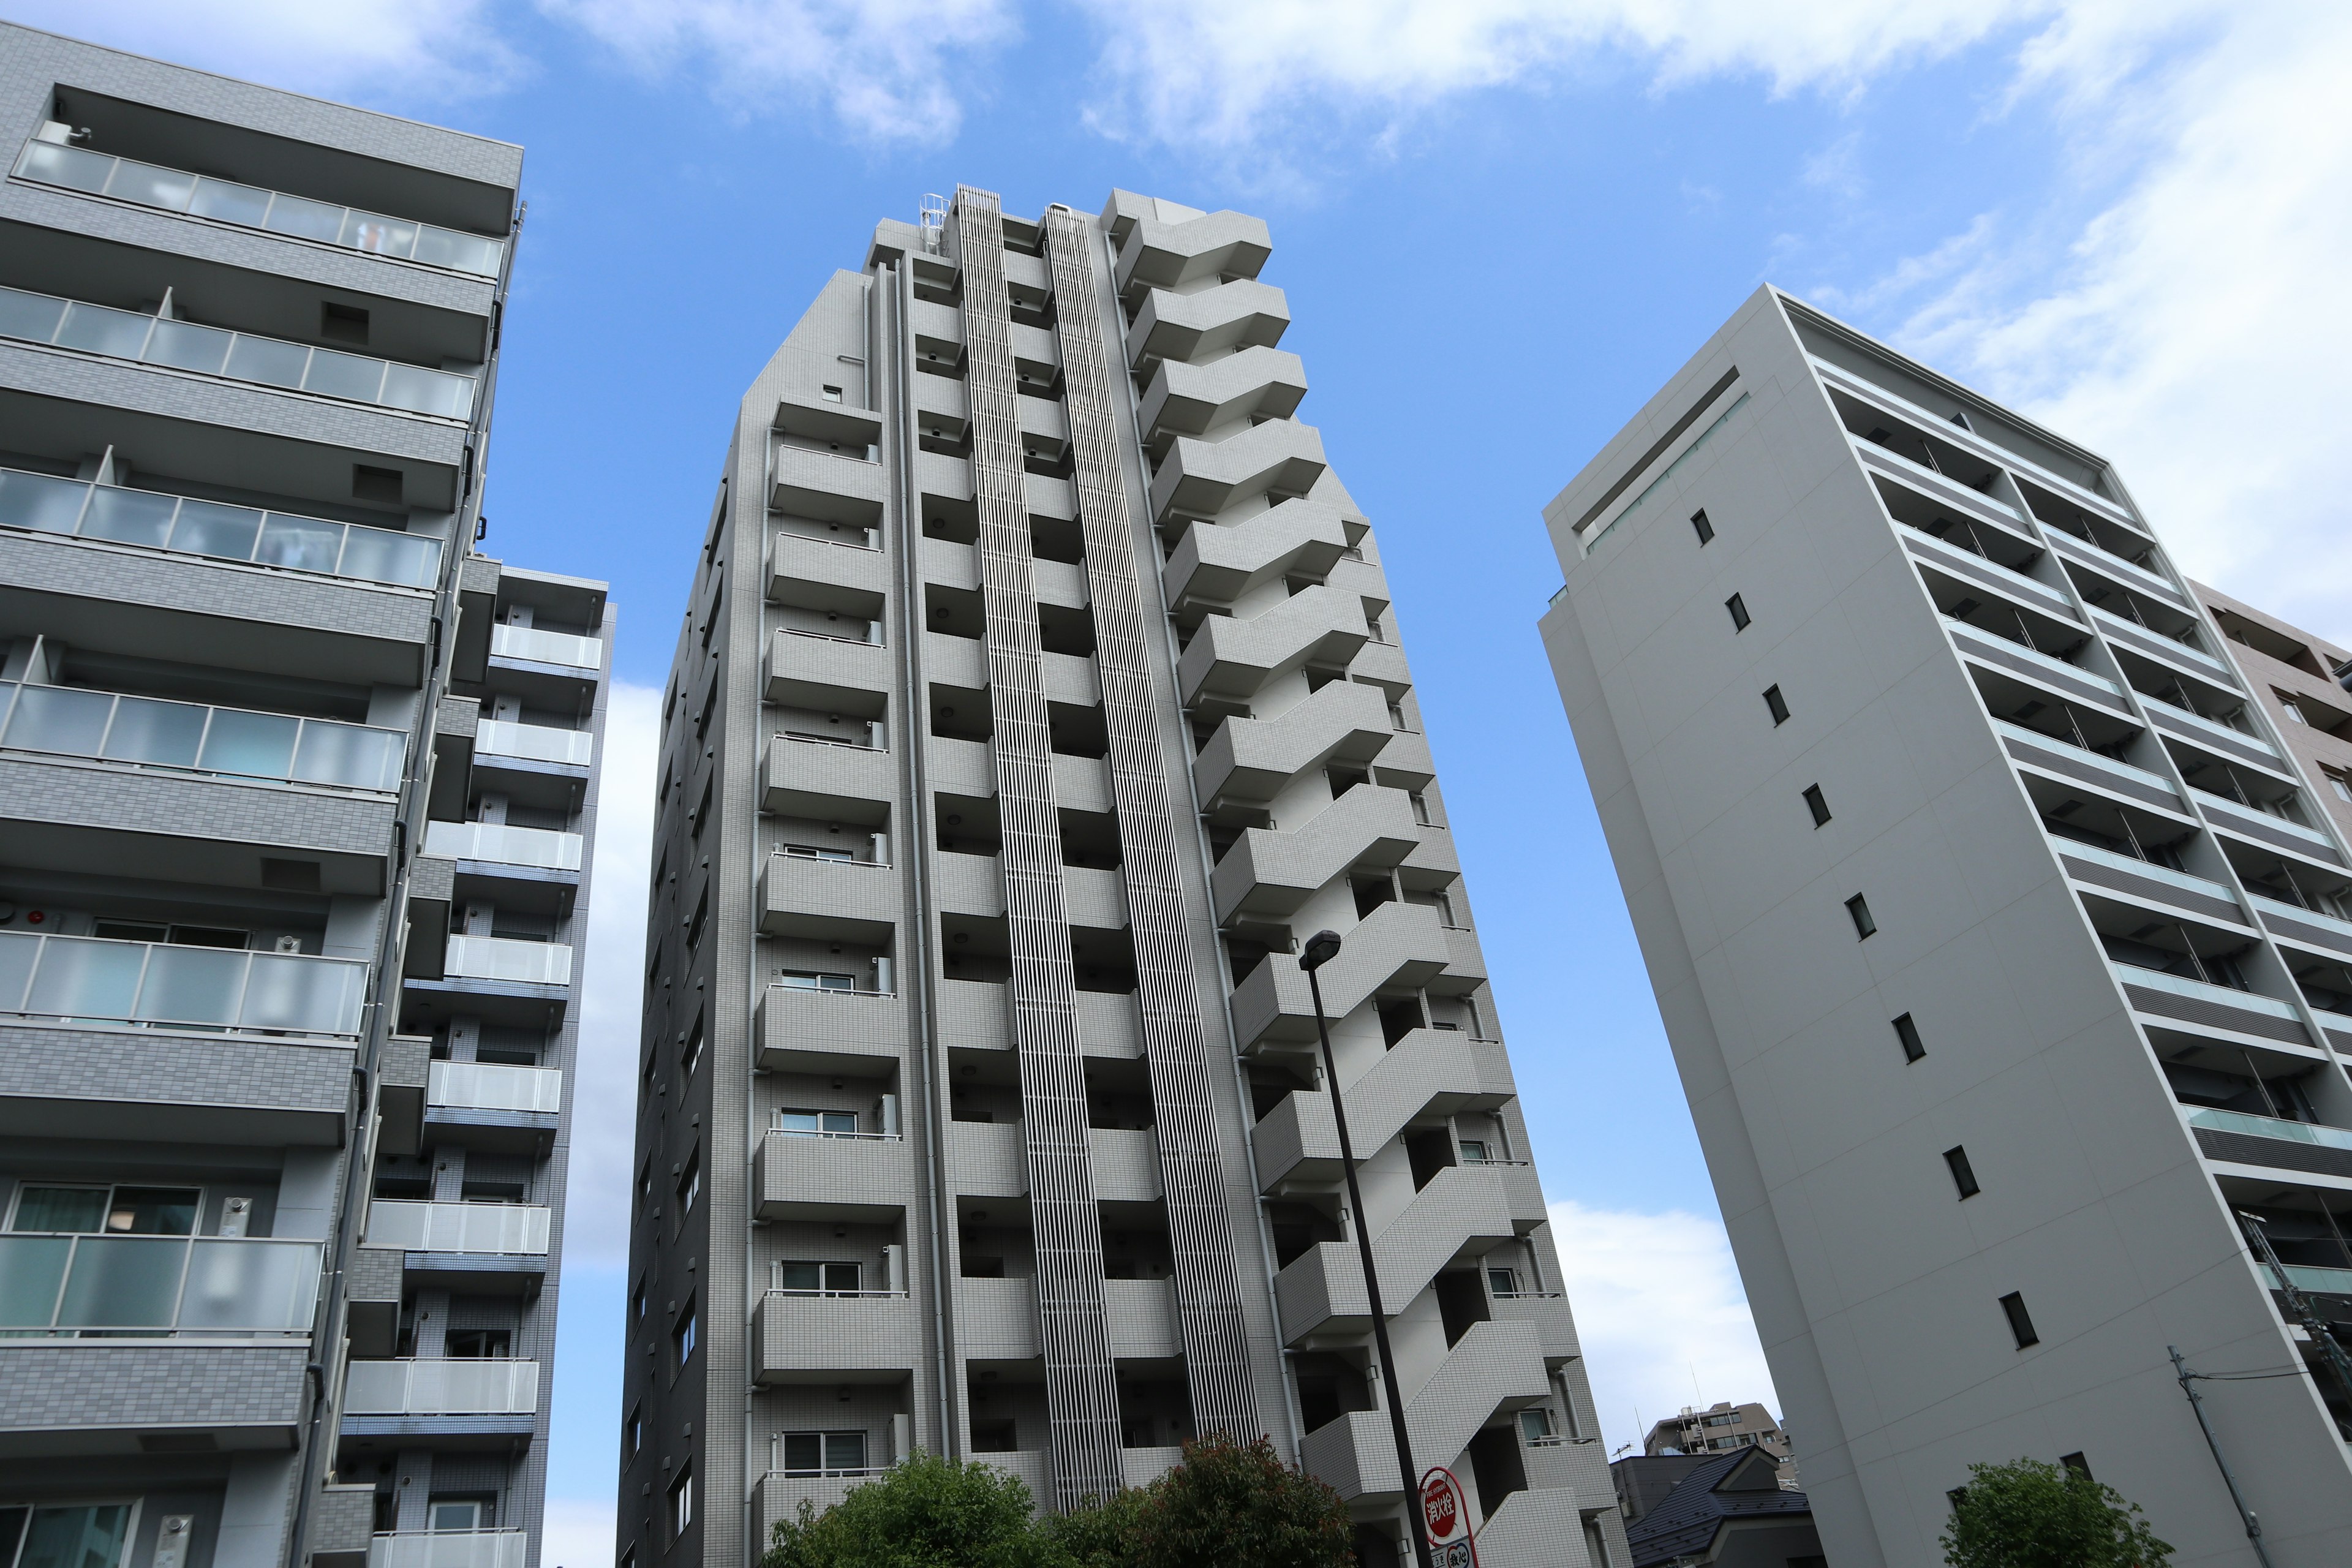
left=1540, top=287, right=2352, bottom=1567
left=622, top=186, right=1624, bottom=1568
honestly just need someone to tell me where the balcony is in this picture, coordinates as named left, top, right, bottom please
left=0, top=466, right=441, bottom=587
left=2187, top=1107, right=2352, bottom=1180
left=762, top=728, right=892, bottom=818
left=1107, top=1276, right=1182, bottom=1359
left=0, top=284, right=475, bottom=418
left=1275, top=1166, right=1517, bottom=1344
left=13, top=138, right=505, bottom=275
left=2193, top=790, right=2345, bottom=867
left=366, top=1532, right=530, bottom=1568
left=0, top=680, right=405, bottom=792
left=1229, top=901, right=1450, bottom=1053
left=423, top=820, right=583, bottom=873
left=488, top=624, right=601, bottom=672
left=475, top=718, right=593, bottom=769
left=2263, top=1262, right=2352, bottom=1300
left=2141, top=695, right=2288, bottom=775
left=752, top=1287, right=918, bottom=1383
left=424, top=1061, right=562, bottom=1150
left=363, top=1200, right=550, bottom=1255
left=2055, top=840, right=2249, bottom=929
left=756, top=982, right=904, bottom=1074
left=2045, top=525, right=2187, bottom=607
left=760, top=851, right=899, bottom=943
left=1993, top=719, right=2181, bottom=812
left=1900, top=526, right=2078, bottom=620
left=342, top=1358, right=538, bottom=1445
left=0, top=931, right=368, bottom=1038
left=1255, top=1028, right=1485, bottom=1191
left=0, top=1232, right=320, bottom=1335
left=1945, top=619, right=2127, bottom=711
left=2111, top=964, right=2312, bottom=1050
left=2250, top=895, right=2352, bottom=961
left=1212, top=785, right=1420, bottom=923
left=442, top=935, right=571, bottom=988
left=755, top=1126, right=910, bottom=1222
left=0, top=1340, right=307, bottom=1455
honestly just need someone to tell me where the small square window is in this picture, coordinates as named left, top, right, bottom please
left=1803, top=784, right=1831, bottom=827
left=1725, top=593, right=1751, bottom=631
left=1999, top=1290, right=2038, bottom=1349
left=821, top=385, right=843, bottom=403
left=2331, top=772, right=2352, bottom=804
left=1893, top=1012, right=1926, bottom=1063
left=2277, top=695, right=2305, bottom=723
left=1763, top=685, right=1790, bottom=726
left=1845, top=893, right=1877, bottom=940
left=2059, top=1452, right=2092, bottom=1479
left=1519, top=1408, right=1555, bottom=1443
left=1943, top=1145, right=1981, bottom=1199
left=1691, top=509, right=1714, bottom=545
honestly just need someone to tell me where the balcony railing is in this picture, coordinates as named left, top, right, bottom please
left=2109, top=962, right=2302, bottom=1020
left=424, top=821, right=582, bottom=872
left=442, top=935, right=572, bottom=987
left=363, top=1200, right=550, bottom=1255
left=1993, top=720, right=2174, bottom=795
left=0, top=930, right=368, bottom=1038
left=475, top=718, right=594, bottom=767
left=2192, top=788, right=2336, bottom=854
left=0, top=1232, right=319, bottom=1335
left=344, top=1357, right=540, bottom=1414
left=2187, top=1106, right=2352, bottom=1155
left=368, top=1532, right=530, bottom=1568
left=489, top=624, right=601, bottom=671
left=778, top=727, right=883, bottom=752
left=428, top=1060, right=563, bottom=1114
left=2141, top=695, right=2283, bottom=762
left=13, top=139, right=505, bottom=275
left=0, top=680, right=406, bottom=792
left=1946, top=619, right=2123, bottom=696
left=2055, top=839, right=2244, bottom=910
left=0, top=284, right=475, bottom=418
left=2045, top=526, right=2180, bottom=601
left=2263, top=1261, right=2352, bottom=1297
left=2248, top=894, right=2352, bottom=945
left=0, top=466, right=441, bottom=588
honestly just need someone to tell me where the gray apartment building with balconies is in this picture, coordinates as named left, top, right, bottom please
left=0, top=24, right=605, bottom=1568
left=624, top=186, right=1624, bottom=1567
left=1540, top=287, right=2352, bottom=1566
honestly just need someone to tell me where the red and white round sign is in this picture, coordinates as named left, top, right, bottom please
left=1421, top=1468, right=1465, bottom=1542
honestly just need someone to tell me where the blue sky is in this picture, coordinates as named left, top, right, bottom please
left=27, top=1, right=2352, bottom=1553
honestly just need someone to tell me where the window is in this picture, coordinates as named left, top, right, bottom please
left=677, top=1155, right=700, bottom=1220
left=821, top=385, right=843, bottom=403
left=1409, top=792, right=1431, bottom=826
left=673, top=1301, right=698, bottom=1370
left=1690, top=509, right=1714, bottom=545
left=633, top=1278, right=648, bottom=1320
left=2328, top=770, right=2352, bottom=804
left=1519, top=1408, right=1558, bottom=1444
left=680, top=1018, right=704, bottom=1079
left=668, top=1467, right=693, bottom=1541
left=428, top=1499, right=489, bottom=1532
left=1725, top=593, right=1751, bottom=631
left=684, top=887, right=708, bottom=953
left=0, top=1504, right=133, bottom=1568
left=2277, top=695, right=2306, bottom=723
left=775, top=1108, right=859, bottom=1136
left=1999, top=1291, right=2038, bottom=1349
left=777, top=970, right=858, bottom=992
left=625, top=1403, right=643, bottom=1461
left=1763, top=685, right=1790, bottom=726
left=780, top=843, right=856, bottom=862
left=1893, top=1012, right=1926, bottom=1063
left=11, top=1184, right=199, bottom=1235
left=773, top=1261, right=862, bottom=1295
left=1845, top=893, right=1877, bottom=940
left=775, top=1431, right=868, bottom=1476
left=2060, top=1452, right=2092, bottom=1479
left=1458, top=1139, right=1490, bottom=1163
left=1803, top=784, right=1831, bottom=827
left=690, top=775, right=712, bottom=842
left=445, top=1329, right=511, bottom=1358
left=1943, top=1145, right=1981, bottom=1199
left=1487, top=1266, right=1520, bottom=1297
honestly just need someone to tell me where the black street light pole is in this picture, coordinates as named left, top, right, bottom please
left=1302, top=929, right=1436, bottom=1568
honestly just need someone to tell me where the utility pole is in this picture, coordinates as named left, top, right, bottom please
left=2169, top=1346, right=2275, bottom=1568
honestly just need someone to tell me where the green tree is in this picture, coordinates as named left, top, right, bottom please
left=1940, top=1458, right=2173, bottom=1568
left=1041, top=1486, right=1148, bottom=1568
left=761, top=1452, right=1055, bottom=1568
left=1128, top=1434, right=1356, bottom=1568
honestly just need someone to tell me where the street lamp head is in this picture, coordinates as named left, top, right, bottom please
left=1300, top=930, right=1343, bottom=971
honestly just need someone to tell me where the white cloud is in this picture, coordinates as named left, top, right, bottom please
left=540, top=1498, right=617, bottom=1568
left=565, top=680, right=659, bottom=1272
left=6, top=0, right=524, bottom=103
left=1546, top=1200, right=1777, bottom=1457
left=537, top=0, right=1017, bottom=140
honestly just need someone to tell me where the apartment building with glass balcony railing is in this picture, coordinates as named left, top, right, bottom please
left=624, top=187, right=1620, bottom=1568
left=1540, top=287, right=2352, bottom=1567
left=0, top=24, right=603, bottom=1568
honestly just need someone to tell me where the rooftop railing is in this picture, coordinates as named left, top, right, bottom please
left=362, top=1200, right=550, bottom=1255
left=0, top=465, right=440, bottom=588
left=0, top=680, right=406, bottom=792
left=0, top=283, right=475, bottom=418
left=14, top=139, right=504, bottom=276
left=424, top=820, right=582, bottom=872
left=0, top=930, right=367, bottom=1038
left=344, top=1357, right=539, bottom=1415
left=475, top=718, right=593, bottom=767
left=489, top=624, right=601, bottom=671
left=0, top=1232, right=320, bottom=1335
left=442, top=935, right=573, bottom=987
left=368, top=1532, right=530, bottom=1568
left=428, top=1060, right=563, bottom=1115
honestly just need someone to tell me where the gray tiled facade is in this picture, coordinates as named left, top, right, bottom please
left=0, top=23, right=603, bottom=1568
left=1541, top=287, right=2352, bottom=1567
left=627, top=187, right=1624, bottom=1568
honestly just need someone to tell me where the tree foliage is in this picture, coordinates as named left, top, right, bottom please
left=1126, top=1434, right=1357, bottom=1568
left=1940, top=1458, right=2173, bottom=1568
left=760, top=1452, right=1042, bottom=1568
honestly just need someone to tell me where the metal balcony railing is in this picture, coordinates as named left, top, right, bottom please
left=14, top=138, right=505, bottom=275
left=2187, top=1107, right=2352, bottom=1155
left=489, top=624, right=601, bottom=671
left=0, top=1232, right=319, bottom=1334
left=0, top=680, right=407, bottom=791
left=2192, top=788, right=2335, bottom=853
left=442, top=935, right=572, bottom=987
left=428, top=1060, right=564, bottom=1114
left=423, top=821, right=582, bottom=872
left=0, top=284, right=475, bottom=418
left=362, top=1200, right=551, bottom=1255
left=2109, top=962, right=2300, bottom=1019
left=1992, top=719, right=2173, bottom=794
left=2055, top=839, right=2243, bottom=908
left=1945, top=618, right=2122, bottom=696
left=343, top=1357, right=540, bottom=1414
left=0, top=465, right=441, bottom=587
left=0, top=930, right=368, bottom=1038
left=368, top=1532, right=530, bottom=1568
left=475, top=718, right=594, bottom=766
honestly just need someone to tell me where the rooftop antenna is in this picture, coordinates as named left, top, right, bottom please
left=919, top=194, right=948, bottom=254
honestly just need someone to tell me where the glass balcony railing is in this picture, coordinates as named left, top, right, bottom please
left=2262, top=1262, right=2352, bottom=1297
left=424, top=821, right=582, bottom=872
left=428, top=1060, right=563, bottom=1114
left=344, top=1357, right=540, bottom=1415
left=2141, top=695, right=2283, bottom=762
left=369, top=1532, right=530, bottom=1568
left=1993, top=720, right=2176, bottom=796
left=2109, top=962, right=2302, bottom=1020
left=2192, top=788, right=2336, bottom=853
left=362, top=1200, right=550, bottom=1255
left=475, top=718, right=593, bottom=767
left=0, top=466, right=441, bottom=587
left=1946, top=619, right=2122, bottom=696
left=0, top=284, right=476, bottom=418
left=442, top=935, right=572, bottom=987
left=2054, top=839, right=2244, bottom=910
left=2248, top=893, right=2352, bottom=944
left=2187, top=1106, right=2352, bottom=1155
left=13, top=140, right=505, bottom=276
left=488, top=624, right=602, bottom=671
left=0, top=1232, right=320, bottom=1335
left=0, top=930, right=368, bottom=1038
left=0, top=680, right=406, bottom=791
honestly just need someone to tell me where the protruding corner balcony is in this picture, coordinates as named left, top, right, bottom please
left=1229, top=900, right=1450, bottom=1054
left=762, top=725, right=892, bottom=820
left=0, top=930, right=369, bottom=1040
left=1149, top=420, right=1329, bottom=527
left=429, top=937, right=575, bottom=1022
left=756, top=981, right=905, bottom=1075
left=766, top=625, right=890, bottom=707
left=1193, top=679, right=1393, bottom=810
left=423, top=821, right=583, bottom=880
left=1177, top=587, right=1368, bottom=707
left=753, top=1286, right=918, bottom=1384
left=755, top=1120, right=910, bottom=1223
left=1489, top=1287, right=1582, bottom=1368
left=423, top=1060, right=564, bottom=1152
left=489, top=623, right=602, bottom=674
left=1298, top=1322, right=1549, bottom=1506
left=1125, top=278, right=1290, bottom=369
left=363, top=1531, right=530, bottom=1568
left=0, top=1230, right=322, bottom=1338
left=1163, top=499, right=1349, bottom=614
left=1139, top=347, right=1306, bottom=451
left=759, top=850, right=900, bottom=943
left=1212, top=785, right=1420, bottom=924
left=360, top=1199, right=550, bottom=1292
left=341, top=1357, right=538, bottom=1445
left=1275, top=1164, right=1516, bottom=1344
left=475, top=717, right=594, bottom=772
left=377, top=1033, right=430, bottom=1156
left=1115, top=208, right=1273, bottom=297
